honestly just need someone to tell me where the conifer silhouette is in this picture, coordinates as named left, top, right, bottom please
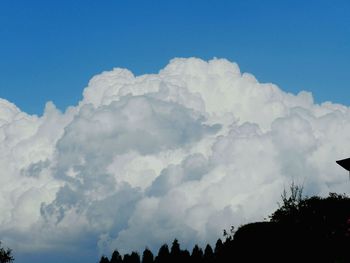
left=99, top=256, right=110, bottom=263
left=191, top=244, right=203, bottom=263
left=170, top=239, right=180, bottom=263
left=110, top=250, right=122, bottom=263
left=154, top=244, right=169, bottom=263
left=142, top=248, right=154, bottom=263
left=203, top=244, right=214, bottom=263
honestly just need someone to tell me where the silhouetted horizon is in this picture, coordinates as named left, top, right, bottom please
left=98, top=186, right=350, bottom=263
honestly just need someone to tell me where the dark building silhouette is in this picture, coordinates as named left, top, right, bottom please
left=336, top=157, right=350, bottom=179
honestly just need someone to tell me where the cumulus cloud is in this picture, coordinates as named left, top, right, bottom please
left=1, top=57, right=350, bottom=260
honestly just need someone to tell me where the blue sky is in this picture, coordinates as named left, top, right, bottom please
left=1, top=0, right=350, bottom=115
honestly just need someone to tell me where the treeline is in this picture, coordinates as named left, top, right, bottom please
left=100, top=186, right=350, bottom=263
left=99, top=237, right=231, bottom=263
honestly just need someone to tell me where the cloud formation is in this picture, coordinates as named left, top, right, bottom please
left=1, top=58, right=350, bottom=260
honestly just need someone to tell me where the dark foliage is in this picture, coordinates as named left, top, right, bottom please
left=122, top=252, right=140, bottom=263
left=110, top=250, right=122, bottom=263
left=129, top=252, right=141, bottom=263
left=0, top=242, right=13, bottom=263
left=203, top=244, right=214, bottom=263
left=142, top=248, right=153, bottom=263
left=154, top=244, right=169, bottom=263
left=100, top=186, right=350, bottom=263
left=99, top=256, right=110, bottom=263
left=191, top=244, right=203, bottom=263
left=233, top=186, right=350, bottom=262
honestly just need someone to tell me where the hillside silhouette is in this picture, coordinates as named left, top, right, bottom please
left=100, top=184, right=350, bottom=263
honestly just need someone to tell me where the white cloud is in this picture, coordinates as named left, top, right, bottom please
left=1, top=57, right=350, bottom=260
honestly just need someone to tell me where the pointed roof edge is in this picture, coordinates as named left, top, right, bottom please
left=336, top=157, right=350, bottom=171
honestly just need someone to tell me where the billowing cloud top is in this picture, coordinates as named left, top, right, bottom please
left=1, top=58, right=350, bottom=260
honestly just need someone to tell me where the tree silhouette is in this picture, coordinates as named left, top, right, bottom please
left=154, top=244, right=169, bottom=263
left=191, top=244, right=203, bottom=263
left=99, top=256, right=110, bottom=263
left=110, top=250, right=122, bottom=263
left=214, top=239, right=224, bottom=262
left=100, top=185, right=350, bottom=263
left=180, top=249, right=191, bottom=262
left=203, top=244, right=214, bottom=263
left=269, top=182, right=304, bottom=225
left=123, top=254, right=131, bottom=263
left=0, top=242, right=13, bottom=263
left=170, top=239, right=181, bottom=263
left=129, top=252, right=140, bottom=263
left=272, top=191, right=350, bottom=262
left=122, top=252, right=140, bottom=263
left=170, top=239, right=180, bottom=255
left=142, top=248, right=154, bottom=263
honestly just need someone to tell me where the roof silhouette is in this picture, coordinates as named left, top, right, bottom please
left=336, top=158, right=350, bottom=171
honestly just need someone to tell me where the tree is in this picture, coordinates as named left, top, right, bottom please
left=214, top=239, right=224, bottom=262
left=268, top=187, right=350, bottom=262
left=223, top=225, right=235, bottom=242
left=129, top=252, right=140, bottom=263
left=154, top=244, right=169, bottom=263
left=191, top=245, right=203, bottom=263
left=170, top=239, right=181, bottom=263
left=99, top=256, right=110, bottom=263
left=142, top=248, right=154, bottom=263
left=123, top=254, right=131, bottom=263
left=170, top=239, right=180, bottom=256
left=110, top=250, right=122, bottom=263
left=270, top=182, right=304, bottom=224
left=203, top=244, right=214, bottom=263
left=180, top=249, right=191, bottom=262
left=0, top=242, right=13, bottom=263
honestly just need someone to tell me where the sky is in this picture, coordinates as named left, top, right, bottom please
left=1, top=1, right=350, bottom=263
left=1, top=0, right=350, bottom=115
